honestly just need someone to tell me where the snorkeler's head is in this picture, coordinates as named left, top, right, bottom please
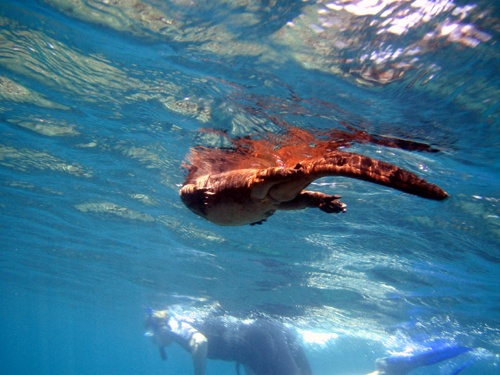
left=145, top=309, right=174, bottom=348
left=146, top=307, right=169, bottom=322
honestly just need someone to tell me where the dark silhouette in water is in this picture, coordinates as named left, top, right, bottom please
left=146, top=309, right=313, bottom=375
left=146, top=308, right=473, bottom=375
left=180, top=124, right=448, bottom=226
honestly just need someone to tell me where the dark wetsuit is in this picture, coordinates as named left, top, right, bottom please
left=170, top=316, right=313, bottom=375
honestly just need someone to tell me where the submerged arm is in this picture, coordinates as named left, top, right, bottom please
left=189, top=332, right=208, bottom=375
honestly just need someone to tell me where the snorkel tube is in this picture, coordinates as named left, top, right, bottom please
left=159, top=347, right=168, bottom=361
left=145, top=307, right=168, bottom=361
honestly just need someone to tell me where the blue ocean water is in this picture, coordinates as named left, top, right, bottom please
left=0, top=0, right=498, bottom=374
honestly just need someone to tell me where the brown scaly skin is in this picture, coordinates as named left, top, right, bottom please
left=180, top=151, right=448, bottom=226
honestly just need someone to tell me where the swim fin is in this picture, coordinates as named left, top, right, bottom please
left=375, top=342, right=471, bottom=375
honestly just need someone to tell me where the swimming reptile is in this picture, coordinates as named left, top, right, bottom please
left=179, top=127, right=448, bottom=226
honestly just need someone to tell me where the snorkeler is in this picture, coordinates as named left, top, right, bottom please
left=145, top=309, right=313, bottom=375
left=145, top=308, right=471, bottom=375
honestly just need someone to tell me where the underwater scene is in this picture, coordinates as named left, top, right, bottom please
left=0, top=0, right=499, bottom=374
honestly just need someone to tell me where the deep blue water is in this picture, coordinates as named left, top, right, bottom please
left=0, top=0, right=499, bottom=374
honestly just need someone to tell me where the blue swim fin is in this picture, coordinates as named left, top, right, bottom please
left=448, top=358, right=475, bottom=375
left=376, top=342, right=471, bottom=375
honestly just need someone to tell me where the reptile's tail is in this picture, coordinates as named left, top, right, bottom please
left=305, top=152, right=448, bottom=200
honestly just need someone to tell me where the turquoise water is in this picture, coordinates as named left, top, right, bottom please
left=0, top=0, right=498, bottom=374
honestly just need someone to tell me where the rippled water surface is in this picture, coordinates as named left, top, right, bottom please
left=0, top=1, right=499, bottom=374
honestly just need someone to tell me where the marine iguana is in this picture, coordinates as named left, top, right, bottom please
left=180, top=125, right=448, bottom=226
